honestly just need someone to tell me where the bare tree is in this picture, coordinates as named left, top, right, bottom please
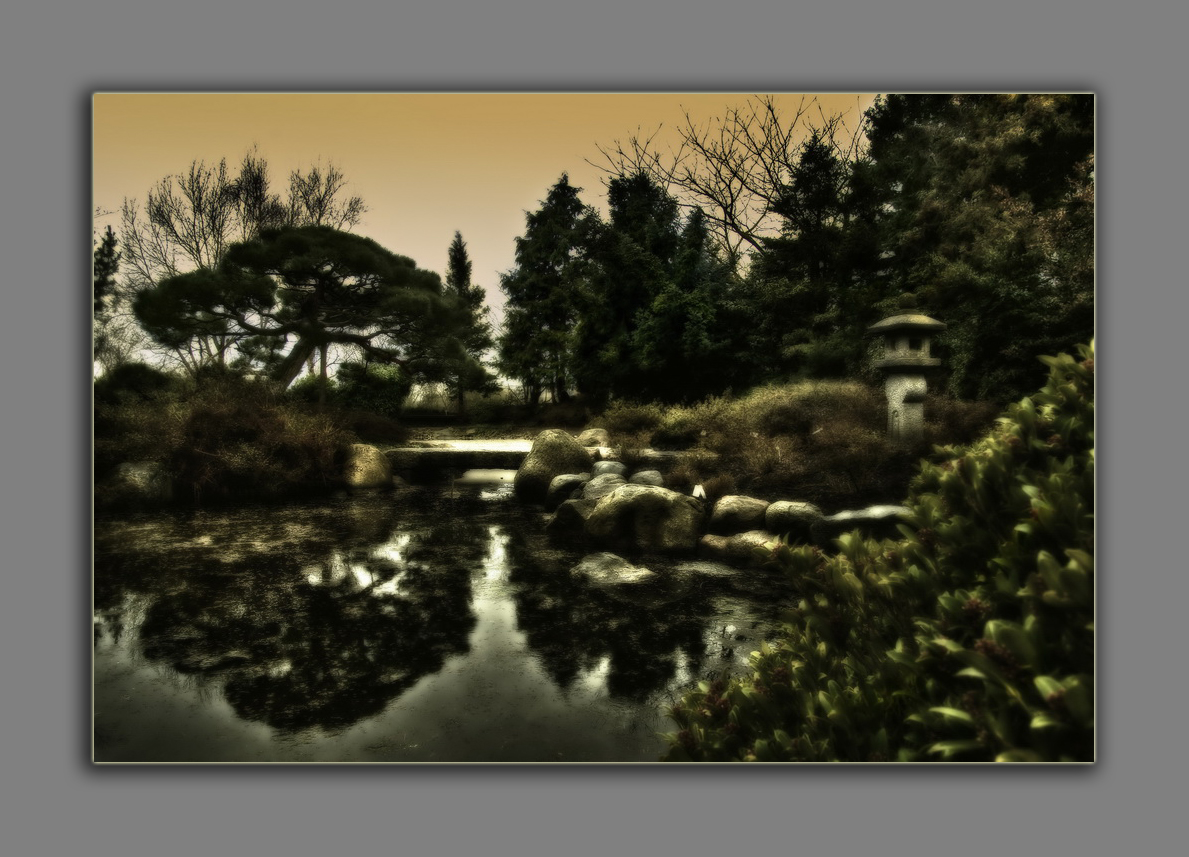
left=285, top=162, right=365, bottom=230
left=591, top=95, right=869, bottom=268
left=114, top=151, right=367, bottom=376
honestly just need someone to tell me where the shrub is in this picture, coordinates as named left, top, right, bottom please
left=602, top=401, right=664, bottom=435
left=662, top=342, right=1094, bottom=762
left=924, top=394, right=1001, bottom=448
left=333, top=362, right=413, bottom=419
left=94, top=362, right=180, bottom=406
left=465, top=388, right=526, bottom=424
left=168, top=379, right=350, bottom=502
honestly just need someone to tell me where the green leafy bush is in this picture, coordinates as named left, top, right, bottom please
left=94, top=362, right=180, bottom=406
left=332, top=362, right=414, bottom=418
left=662, top=342, right=1094, bottom=762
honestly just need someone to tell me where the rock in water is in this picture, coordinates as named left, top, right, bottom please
left=585, top=484, right=703, bottom=554
left=708, top=495, right=770, bottom=535
left=764, top=500, right=824, bottom=543
left=582, top=472, right=627, bottom=500
left=591, top=460, right=627, bottom=478
left=812, top=505, right=911, bottom=544
left=546, top=498, right=600, bottom=540
left=570, top=552, right=658, bottom=588
left=545, top=473, right=591, bottom=512
left=515, top=429, right=595, bottom=504
left=343, top=443, right=393, bottom=489
left=628, top=470, right=665, bottom=487
left=575, top=427, right=611, bottom=447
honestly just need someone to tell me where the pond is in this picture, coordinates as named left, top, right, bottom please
left=93, top=475, right=794, bottom=763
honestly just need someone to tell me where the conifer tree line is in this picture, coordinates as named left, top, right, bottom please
left=96, top=95, right=1092, bottom=409
left=497, top=94, right=1093, bottom=405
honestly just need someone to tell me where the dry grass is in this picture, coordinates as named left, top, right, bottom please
left=588, top=380, right=998, bottom=508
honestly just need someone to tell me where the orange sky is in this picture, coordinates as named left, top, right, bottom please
left=93, top=93, right=876, bottom=324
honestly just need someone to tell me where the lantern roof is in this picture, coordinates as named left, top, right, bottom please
left=866, top=314, right=947, bottom=335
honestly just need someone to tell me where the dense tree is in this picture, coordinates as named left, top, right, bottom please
left=747, top=130, right=884, bottom=378
left=443, top=231, right=495, bottom=415
left=568, top=172, right=741, bottom=403
left=863, top=94, right=1094, bottom=400
left=626, top=208, right=746, bottom=401
left=134, top=226, right=468, bottom=393
left=93, top=224, right=121, bottom=369
left=573, top=171, right=683, bottom=402
left=497, top=174, right=598, bottom=404
left=118, top=151, right=365, bottom=375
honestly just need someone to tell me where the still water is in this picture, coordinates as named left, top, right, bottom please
left=94, top=475, right=793, bottom=763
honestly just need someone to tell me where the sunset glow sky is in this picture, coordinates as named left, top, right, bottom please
left=93, top=93, right=876, bottom=325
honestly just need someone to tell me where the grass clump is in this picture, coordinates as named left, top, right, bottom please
left=96, top=372, right=353, bottom=506
left=590, top=380, right=999, bottom=508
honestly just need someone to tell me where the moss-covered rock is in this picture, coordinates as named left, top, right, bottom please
left=514, top=429, right=595, bottom=503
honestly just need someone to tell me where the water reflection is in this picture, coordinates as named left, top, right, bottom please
left=94, top=487, right=788, bottom=760
left=131, top=508, right=481, bottom=733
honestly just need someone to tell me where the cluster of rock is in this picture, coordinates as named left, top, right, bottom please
left=516, top=428, right=911, bottom=574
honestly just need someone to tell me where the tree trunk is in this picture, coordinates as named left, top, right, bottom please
left=318, top=344, right=328, bottom=408
left=271, top=338, right=318, bottom=389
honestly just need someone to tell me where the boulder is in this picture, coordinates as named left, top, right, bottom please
left=765, top=500, right=824, bottom=543
left=708, top=495, right=770, bottom=535
left=343, top=443, right=392, bottom=489
left=812, top=505, right=912, bottom=545
left=582, top=472, right=627, bottom=500
left=585, top=484, right=703, bottom=554
left=545, top=498, right=599, bottom=540
left=669, top=560, right=741, bottom=587
left=591, top=460, right=627, bottom=478
left=628, top=469, right=665, bottom=487
left=545, top=473, right=591, bottom=512
left=575, top=427, right=611, bottom=447
left=514, top=429, right=595, bottom=503
left=698, top=530, right=777, bottom=568
left=570, top=552, right=659, bottom=588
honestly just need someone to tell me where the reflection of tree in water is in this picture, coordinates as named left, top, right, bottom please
left=502, top=530, right=710, bottom=701
left=116, top=495, right=495, bottom=733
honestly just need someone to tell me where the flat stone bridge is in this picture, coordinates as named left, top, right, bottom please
left=382, top=439, right=713, bottom=480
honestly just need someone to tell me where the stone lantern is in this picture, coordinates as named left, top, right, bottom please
left=867, top=313, right=946, bottom=445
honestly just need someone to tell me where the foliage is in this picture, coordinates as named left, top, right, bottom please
left=862, top=94, right=1094, bottom=400
left=95, top=373, right=353, bottom=504
left=331, top=361, right=415, bottom=419
left=134, top=225, right=469, bottom=391
left=444, top=231, right=497, bottom=412
left=661, top=342, right=1094, bottom=762
left=93, top=361, right=179, bottom=406
left=497, top=174, right=598, bottom=405
left=117, top=151, right=366, bottom=375
left=592, top=95, right=1093, bottom=400
left=93, top=224, right=123, bottom=368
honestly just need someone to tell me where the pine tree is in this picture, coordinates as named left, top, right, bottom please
left=497, top=174, right=596, bottom=405
left=862, top=94, right=1094, bottom=400
left=93, top=224, right=121, bottom=366
left=444, top=231, right=494, bottom=416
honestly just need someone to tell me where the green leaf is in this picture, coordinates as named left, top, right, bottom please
left=1034, top=676, right=1063, bottom=698
left=930, top=706, right=975, bottom=725
left=1030, top=712, right=1064, bottom=731
left=929, top=739, right=984, bottom=758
